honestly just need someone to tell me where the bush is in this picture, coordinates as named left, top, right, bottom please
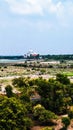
left=33, top=104, right=57, bottom=124
left=62, top=117, right=70, bottom=129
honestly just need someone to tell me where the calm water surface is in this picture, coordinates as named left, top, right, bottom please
left=0, top=59, right=26, bottom=63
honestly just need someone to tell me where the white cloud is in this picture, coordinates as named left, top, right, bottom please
left=4, top=0, right=73, bottom=18
left=4, top=0, right=65, bottom=16
left=4, top=0, right=61, bottom=15
left=4, top=0, right=73, bottom=28
left=5, top=0, right=43, bottom=15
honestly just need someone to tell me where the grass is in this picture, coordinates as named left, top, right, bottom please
left=41, top=127, right=53, bottom=130
left=0, top=61, right=73, bottom=78
left=63, top=72, right=73, bottom=76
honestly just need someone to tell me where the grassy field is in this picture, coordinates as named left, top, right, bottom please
left=0, top=60, right=73, bottom=77
left=63, top=72, right=73, bottom=76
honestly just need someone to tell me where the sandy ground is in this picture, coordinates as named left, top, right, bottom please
left=0, top=74, right=55, bottom=81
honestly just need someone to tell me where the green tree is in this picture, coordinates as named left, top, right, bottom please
left=62, top=117, right=70, bottom=130
left=5, top=85, right=13, bottom=98
left=0, top=96, right=33, bottom=130
left=33, top=104, right=45, bottom=118
left=33, top=104, right=57, bottom=124
left=56, top=73, right=70, bottom=85
left=12, top=77, right=28, bottom=88
left=36, top=77, right=72, bottom=114
left=20, top=93, right=30, bottom=103
left=39, top=109, right=57, bottom=124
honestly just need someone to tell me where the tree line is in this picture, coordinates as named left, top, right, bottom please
left=0, top=54, right=73, bottom=60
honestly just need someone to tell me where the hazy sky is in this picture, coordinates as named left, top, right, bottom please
left=0, top=0, right=73, bottom=55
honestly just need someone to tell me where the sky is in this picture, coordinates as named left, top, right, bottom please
left=0, top=0, right=73, bottom=55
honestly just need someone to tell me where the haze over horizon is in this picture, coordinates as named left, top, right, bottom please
left=0, top=0, right=73, bottom=55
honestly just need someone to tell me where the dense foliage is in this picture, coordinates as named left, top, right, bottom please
left=1, top=73, right=73, bottom=129
left=35, top=74, right=72, bottom=114
left=0, top=96, right=32, bottom=130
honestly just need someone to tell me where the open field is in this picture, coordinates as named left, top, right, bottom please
left=0, top=60, right=73, bottom=77
left=0, top=60, right=73, bottom=84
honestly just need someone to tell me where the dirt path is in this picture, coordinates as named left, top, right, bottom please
left=31, top=119, right=73, bottom=130
left=54, top=119, right=63, bottom=130
left=31, top=126, right=43, bottom=130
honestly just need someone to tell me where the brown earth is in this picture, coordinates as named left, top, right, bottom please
left=31, top=119, right=73, bottom=130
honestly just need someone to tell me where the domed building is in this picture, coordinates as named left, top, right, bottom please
left=24, top=50, right=39, bottom=59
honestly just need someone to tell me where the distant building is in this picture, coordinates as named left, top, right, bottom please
left=24, top=50, right=39, bottom=59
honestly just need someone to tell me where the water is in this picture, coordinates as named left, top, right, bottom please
left=0, top=59, right=26, bottom=63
